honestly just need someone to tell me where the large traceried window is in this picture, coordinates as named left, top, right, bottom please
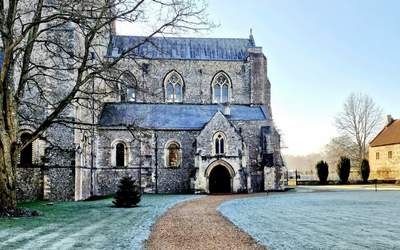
left=120, top=72, right=136, bottom=102
left=165, top=71, right=183, bottom=103
left=213, top=132, right=227, bottom=155
left=212, top=73, right=230, bottom=103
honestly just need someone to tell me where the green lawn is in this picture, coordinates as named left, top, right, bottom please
left=0, top=194, right=201, bottom=250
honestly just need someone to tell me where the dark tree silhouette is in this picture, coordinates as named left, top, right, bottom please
left=113, top=176, right=141, bottom=207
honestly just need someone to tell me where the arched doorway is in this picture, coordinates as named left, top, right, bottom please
left=209, top=165, right=231, bottom=193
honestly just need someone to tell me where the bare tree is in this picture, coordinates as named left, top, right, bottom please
left=321, top=135, right=358, bottom=170
left=0, top=0, right=215, bottom=210
left=333, top=92, right=384, bottom=164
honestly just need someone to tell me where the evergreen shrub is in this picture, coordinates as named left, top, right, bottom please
left=336, top=156, right=351, bottom=184
left=113, top=176, right=141, bottom=207
left=315, top=160, right=329, bottom=184
left=358, top=158, right=370, bottom=183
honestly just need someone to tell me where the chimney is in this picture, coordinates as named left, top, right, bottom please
left=386, top=115, right=393, bottom=126
left=224, top=103, right=230, bottom=116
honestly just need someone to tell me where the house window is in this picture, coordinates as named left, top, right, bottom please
left=120, top=72, right=136, bottom=102
left=165, top=72, right=183, bottom=103
left=20, top=133, right=33, bottom=166
left=376, top=152, right=379, bottom=160
left=116, top=143, right=125, bottom=166
left=212, top=73, right=230, bottom=103
left=213, top=132, right=227, bottom=155
left=166, top=142, right=180, bottom=167
left=388, top=151, right=392, bottom=159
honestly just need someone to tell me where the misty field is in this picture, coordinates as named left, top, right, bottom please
left=218, top=190, right=400, bottom=250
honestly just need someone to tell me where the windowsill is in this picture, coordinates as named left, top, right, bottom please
left=113, top=166, right=126, bottom=169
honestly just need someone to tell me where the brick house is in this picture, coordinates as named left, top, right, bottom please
left=369, top=115, right=400, bottom=183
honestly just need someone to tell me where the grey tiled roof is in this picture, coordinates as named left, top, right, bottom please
left=108, top=36, right=255, bottom=61
left=99, top=103, right=269, bottom=130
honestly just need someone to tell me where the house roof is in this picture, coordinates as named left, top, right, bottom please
left=108, top=36, right=255, bottom=61
left=99, top=103, right=269, bottom=130
left=370, top=119, right=400, bottom=147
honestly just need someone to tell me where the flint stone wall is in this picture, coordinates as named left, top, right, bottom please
left=17, top=166, right=75, bottom=202
left=108, top=58, right=262, bottom=106
left=95, top=168, right=138, bottom=196
left=17, top=166, right=43, bottom=202
left=46, top=167, right=75, bottom=201
left=155, top=130, right=197, bottom=194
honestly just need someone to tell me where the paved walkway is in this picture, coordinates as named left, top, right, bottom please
left=145, top=193, right=285, bottom=250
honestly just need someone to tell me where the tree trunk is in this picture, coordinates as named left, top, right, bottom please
left=0, top=137, right=18, bottom=210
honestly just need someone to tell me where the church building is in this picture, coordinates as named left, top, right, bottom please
left=16, top=29, right=284, bottom=201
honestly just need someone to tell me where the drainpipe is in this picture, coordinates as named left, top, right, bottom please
left=90, top=52, right=95, bottom=196
left=155, top=132, right=158, bottom=194
left=199, top=69, right=202, bottom=103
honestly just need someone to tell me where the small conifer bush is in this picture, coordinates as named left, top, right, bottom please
left=358, top=158, right=370, bottom=183
left=315, top=160, right=329, bottom=184
left=336, top=156, right=351, bottom=184
left=113, top=176, right=141, bottom=207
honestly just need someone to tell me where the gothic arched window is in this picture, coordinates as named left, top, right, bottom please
left=213, top=132, right=227, bottom=155
left=116, top=143, right=125, bottom=166
left=212, top=73, right=230, bottom=103
left=120, top=72, right=136, bottom=102
left=20, top=133, right=33, bottom=166
left=165, top=71, right=183, bottom=103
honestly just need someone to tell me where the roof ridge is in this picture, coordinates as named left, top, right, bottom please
left=113, top=35, right=252, bottom=40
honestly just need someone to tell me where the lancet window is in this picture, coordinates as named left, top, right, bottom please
left=213, top=132, right=227, bottom=155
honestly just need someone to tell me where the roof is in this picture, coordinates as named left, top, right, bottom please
left=108, top=36, right=255, bottom=61
left=370, top=119, right=400, bottom=147
left=99, top=103, right=269, bottom=130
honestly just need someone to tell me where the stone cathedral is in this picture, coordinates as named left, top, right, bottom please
left=15, top=29, right=284, bottom=201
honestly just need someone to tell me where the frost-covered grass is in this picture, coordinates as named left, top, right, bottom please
left=297, top=184, right=400, bottom=191
left=218, top=191, right=400, bottom=250
left=0, top=194, right=202, bottom=250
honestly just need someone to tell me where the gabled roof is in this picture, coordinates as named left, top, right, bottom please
left=99, top=103, right=269, bottom=130
left=108, top=36, right=255, bottom=61
left=370, top=119, right=400, bottom=147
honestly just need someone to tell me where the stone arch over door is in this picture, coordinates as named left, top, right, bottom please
left=205, top=160, right=235, bottom=193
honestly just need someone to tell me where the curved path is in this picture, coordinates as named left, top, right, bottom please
left=145, top=193, right=285, bottom=250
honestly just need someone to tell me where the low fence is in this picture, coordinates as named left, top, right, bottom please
left=284, top=170, right=399, bottom=185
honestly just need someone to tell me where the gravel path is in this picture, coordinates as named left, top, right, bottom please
left=145, top=193, right=286, bottom=250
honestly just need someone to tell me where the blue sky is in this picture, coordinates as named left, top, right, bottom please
left=118, top=0, right=400, bottom=156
